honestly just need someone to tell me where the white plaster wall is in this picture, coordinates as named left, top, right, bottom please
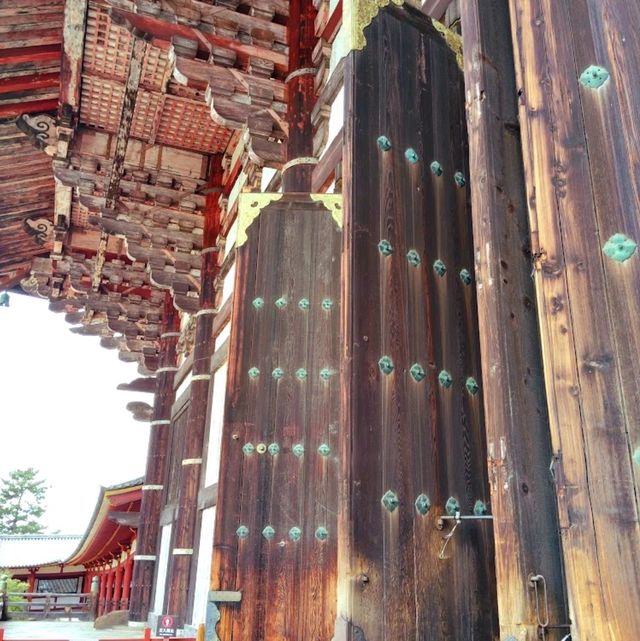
left=175, top=371, right=192, bottom=399
left=327, top=87, right=345, bottom=146
left=221, top=264, right=235, bottom=306
left=205, top=363, right=228, bottom=487
left=225, top=219, right=238, bottom=257
left=260, top=167, right=277, bottom=192
left=216, top=322, right=231, bottom=349
left=190, top=506, right=216, bottom=627
left=152, top=524, right=172, bottom=615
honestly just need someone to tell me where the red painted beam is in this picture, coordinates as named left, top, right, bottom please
left=0, top=98, right=58, bottom=117
left=0, top=44, right=61, bottom=65
left=0, top=28, right=62, bottom=48
left=110, top=7, right=287, bottom=73
left=0, top=72, right=59, bottom=94
left=320, top=0, right=342, bottom=43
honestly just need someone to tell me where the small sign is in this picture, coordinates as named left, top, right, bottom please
left=157, top=614, right=177, bottom=637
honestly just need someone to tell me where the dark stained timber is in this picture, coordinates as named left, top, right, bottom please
left=129, top=294, right=180, bottom=623
left=459, top=2, right=569, bottom=639
left=339, top=7, right=497, bottom=641
left=211, top=195, right=341, bottom=641
left=166, top=157, right=224, bottom=621
left=508, top=1, right=640, bottom=639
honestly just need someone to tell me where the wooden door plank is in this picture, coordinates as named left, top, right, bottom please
left=460, top=1, right=569, bottom=639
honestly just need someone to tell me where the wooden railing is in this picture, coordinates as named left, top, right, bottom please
left=1, top=592, right=97, bottom=620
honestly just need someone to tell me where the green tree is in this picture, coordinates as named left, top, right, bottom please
left=0, top=570, right=28, bottom=617
left=0, top=468, right=47, bottom=534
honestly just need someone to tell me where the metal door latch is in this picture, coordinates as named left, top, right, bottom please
left=437, top=506, right=493, bottom=559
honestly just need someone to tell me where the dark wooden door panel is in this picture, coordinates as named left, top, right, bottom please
left=212, top=195, right=341, bottom=641
left=341, top=7, right=497, bottom=640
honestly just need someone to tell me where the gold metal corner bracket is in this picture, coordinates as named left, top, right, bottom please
left=350, top=0, right=405, bottom=50
left=310, top=194, right=343, bottom=229
left=236, top=193, right=284, bottom=247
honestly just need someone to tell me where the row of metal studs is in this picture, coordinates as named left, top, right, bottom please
left=236, top=525, right=329, bottom=542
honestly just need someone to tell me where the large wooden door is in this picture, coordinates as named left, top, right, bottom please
left=339, top=7, right=498, bottom=640
left=210, top=195, right=341, bottom=641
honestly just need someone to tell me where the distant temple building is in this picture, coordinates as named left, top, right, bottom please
left=1, top=0, right=639, bottom=639
left=1, top=479, right=141, bottom=619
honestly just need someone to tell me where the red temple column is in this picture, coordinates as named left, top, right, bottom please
left=112, top=562, right=123, bottom=609
left=105, top=569, right=114, bottom=614
left=82, top=568, right=93, bottom=594
left=98, top=568, right=107, bottom=617
left=27, top=568, right=36, bottom=593
left=121, top=556, right=133, bottom=609
left=281, top=0, right=317, bottom=192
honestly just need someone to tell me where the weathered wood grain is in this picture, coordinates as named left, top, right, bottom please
left=508, top=1, right=640, bottom=639
left=129, top=294, right=180, bottom=623
left=165, top=158, right=224, bottom=621
left=211, top=195, right=341, bottom=641
left=339, top=7, right=497, bottom=641
left=460, top=2, right=569, bottom=639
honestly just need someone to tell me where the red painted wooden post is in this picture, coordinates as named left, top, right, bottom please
left=98, top=568, right=107, bottom=617
left=121, top=556, right=133, bottom=609
left=27, top=569, right=36, bottom=593
left=282, top=0, right=317, bottom=192
left=105, top=569, right=114, bottom=614
left=112, top=562, right=123, bottom=609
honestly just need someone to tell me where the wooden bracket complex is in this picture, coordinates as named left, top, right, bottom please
left=205, top=590, right=242, bottom=641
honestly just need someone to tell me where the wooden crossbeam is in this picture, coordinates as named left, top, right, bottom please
left=59, top=0, right=88, bottom=114
left=0, top=72, right=59, bottom=94
left=91, top=36, right=148, bottom=292
left=0, top=98, right=58, bottom=117
left=0, top=43, right=61, bottom=64
left=108, top=6, right=288, bottom=73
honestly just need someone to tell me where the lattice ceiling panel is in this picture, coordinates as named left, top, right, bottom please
left=140, top=45, right=171, bottom=92
left=130, top=90, right=161, bottom=141
left=83, top=6, right=133, bottom=82
left=80, top=77, right=124, bottom=132
left=155, top=96, right=232, bottom=154
left=71, top=202, right=90, bottom=229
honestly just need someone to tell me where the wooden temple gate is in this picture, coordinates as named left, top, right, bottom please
left=339, top=7, right=497, bottom=640
left=211, top=6, right=499, bottom=640
left=2, top=0, right=640, bottom=640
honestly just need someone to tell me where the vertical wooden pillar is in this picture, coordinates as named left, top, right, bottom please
left=105, top=569, right=114, bottom=614
left=506, top=2, right=640, bottom=639
left=113, top=562, right=123, bottom=608
left=210, top=194, right=341, bottom=641
left=459, top=2, right=568, bottom=639
left=338, top=7, right=496, bottom=640
left=166, top=156, right=224, bottom=622
left=129, top=294, right=180, bottom=624
left=121, top=556, right=133, bottom=609
left=27, top=570, right=36, bottom=593
left=281, top=0, right=317, bottom=192
left=98, top=568, right=106, bottom=616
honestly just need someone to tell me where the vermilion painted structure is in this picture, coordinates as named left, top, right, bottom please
left=66, top=479, right=142, bottom=616
left=2, top=0, right=640, bottom=639
left=2, top=480, right=141, bottom=619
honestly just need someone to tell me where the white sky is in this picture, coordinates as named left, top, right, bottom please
left=0, top=292, right=151, bottom=534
